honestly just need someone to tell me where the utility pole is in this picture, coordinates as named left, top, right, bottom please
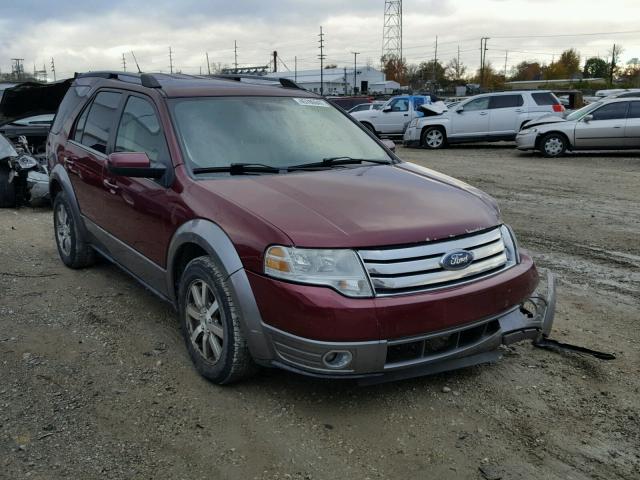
left=294, top=56, right=297, bottom=82
left=344, top=67, right=348, bottom=95
left=433, top=36, right=438, bottom=85
left=504, top=50, right=508, bottom=79
left=352, top=52, right=360, bottom=94
left=318, top=26, right=326, bottom=95
left=610, top=43, right=617, bottom=86
left=122, top=53, right=127, bottom=72
left=169, top=47, right=174, bottom=74
left=480, top=37, right=489, bottom=88
left=50, top=57, right=56, bottom=81
left=234, top=41, right=238, bottom=72
left=206, top=52, right=211, bottom=75
left=273, top=51, right=278, bottom=73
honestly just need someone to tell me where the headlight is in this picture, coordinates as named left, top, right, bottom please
left=500, top=225, right=521, bottom=264
left=264, top=246, right=373, bottom=297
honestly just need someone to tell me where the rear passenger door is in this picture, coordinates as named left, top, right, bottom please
left=488, top=94, right=524, bottom=137
left=64, top=90, right=123, bottom=225
left=624, top=101, right=640, bottom=148
left=574, top=102, right=628, bottom=149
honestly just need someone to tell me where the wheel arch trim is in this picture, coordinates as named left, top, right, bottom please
left=166, top=219, right=273, bottom=361
left=49, top=164, right=88, bottom=237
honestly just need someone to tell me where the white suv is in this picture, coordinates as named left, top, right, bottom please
left=403, top=91, right=564, bottom=149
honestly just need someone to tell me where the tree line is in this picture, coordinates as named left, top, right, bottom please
left=382, top=46, right=640, bottom=92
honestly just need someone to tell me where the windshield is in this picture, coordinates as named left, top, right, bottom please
left=169, top=96, right=392, bottom=171
left=566, top=101, right=602, bottom=121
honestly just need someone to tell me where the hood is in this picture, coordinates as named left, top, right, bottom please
left=0, top=79, right=72, bottom=126
left=418, top=101, right=448, bottom=116
left=524, top=114, right=566, bottom=128
left=200, top=163, right=501, bottom=248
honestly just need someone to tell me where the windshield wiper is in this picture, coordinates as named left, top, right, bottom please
left=289, top=157, right=393, bottom=169
left=192, top=163, right=285, bottom=175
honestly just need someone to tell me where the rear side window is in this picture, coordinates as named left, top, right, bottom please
left=628, top=102, right=640, bottom=118
left=413, top=97, right=426, bottom=108
left=80, top=91, right=122, bottom=154
left=115, top=96, right=168, bottom=164
left=73, top=106, right=89, bottom=142
left=489, top=95, right=523, bottom=109
left=531, top=92, right=559, bottom=106
left=591, top=102, right=628, bottom=121
left=51, top=85, right=92, bottom=135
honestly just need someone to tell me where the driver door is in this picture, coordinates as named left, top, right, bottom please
left=574, top=101, right=628, bottom=149
left=450, top=97, right=490, bottom=137
left=377, top=98, right=410, bottom=133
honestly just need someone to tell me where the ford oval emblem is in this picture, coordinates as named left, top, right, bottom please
left=440, top=249, right=474, bottom=271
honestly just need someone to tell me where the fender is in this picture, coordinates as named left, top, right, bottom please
left=166, top=219, right=273, bottom=362
left=49, top=164, right=87, bottom=237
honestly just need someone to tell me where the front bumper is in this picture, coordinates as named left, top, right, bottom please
left=260, top=271, right=556, bottom=383
left=515, top=129, right=538, bottom=150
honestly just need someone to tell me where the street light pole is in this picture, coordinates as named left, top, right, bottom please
left=352, top=52, right=360, bottom=95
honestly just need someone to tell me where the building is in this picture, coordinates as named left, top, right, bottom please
left=266, top=66, right=386, bottom=95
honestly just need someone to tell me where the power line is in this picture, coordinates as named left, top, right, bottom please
left=491, top=29, right=640, bottom=39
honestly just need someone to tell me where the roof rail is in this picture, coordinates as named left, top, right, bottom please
left=210, top=74, right=303, bottom=90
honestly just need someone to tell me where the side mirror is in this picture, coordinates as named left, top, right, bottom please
left=382, top=106, right=392, bottom=112
left=107, top=152, right=166, bottom=179
left=455, top=106, right=464, bottom=113
left=583, top=114, right=593, bottom=123
left=381, top=139, right=396, bottom=152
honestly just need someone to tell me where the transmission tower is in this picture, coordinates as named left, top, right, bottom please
left=382, top=0, right=402, bottom=61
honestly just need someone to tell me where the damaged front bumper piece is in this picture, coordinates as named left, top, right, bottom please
left=263, top=271, right=558, bottom=385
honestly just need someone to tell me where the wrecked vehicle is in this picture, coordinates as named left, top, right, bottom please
left=0, top=80, right=71, bottom=207
left=404, top=91, right=565, bottom=149
left=516, top=97, right=640, bottom=157
left=350, top=95, right=437, bottom=136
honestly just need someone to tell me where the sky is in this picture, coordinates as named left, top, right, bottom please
left=1, top=0, right=639, bottom=80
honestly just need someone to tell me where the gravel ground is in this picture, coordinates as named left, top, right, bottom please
left=1, top=145, right=639, bottom=480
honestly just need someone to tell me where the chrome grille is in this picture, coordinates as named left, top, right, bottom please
left=358, top=227, right=514, bottom=296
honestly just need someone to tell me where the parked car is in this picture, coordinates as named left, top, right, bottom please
left=350, top=95, right=435, bottom=136
left=516, top=98, right=640, bottom=157
left=404, top=91, right=565, bottom=149
left=348, top=101, right=385, bottom=114
left=48, top=71, right=555, bottom=384
left=603, top=89, right=640, bottom=100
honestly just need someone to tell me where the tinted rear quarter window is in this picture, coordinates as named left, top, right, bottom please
left=628, top=102, right=640, bottom=118
left=489, top=95, right=524, bottom=109
left=80, top=91, right=122, bottom=154
left=51, top=85, right=92, bottom=135
left=531, top=92, right=559, bottom=106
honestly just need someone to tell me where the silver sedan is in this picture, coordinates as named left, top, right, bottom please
left=516, top=98, right=640, bottom=157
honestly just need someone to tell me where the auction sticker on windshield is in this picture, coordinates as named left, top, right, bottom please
left=293, top=98, right=330, bottom=107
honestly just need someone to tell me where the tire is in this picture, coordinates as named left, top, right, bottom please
left=53, top=191, right=96, bottom=268
left=421, top=127, right=446, bottom=149
left=178, top=256, right=257, bottom=385
left=0, top=165, right=16, bottom=208
left=540, top=133, right=567, bottom=158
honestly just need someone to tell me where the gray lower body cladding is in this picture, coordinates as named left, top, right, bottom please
left=259, top=271, right=556, bottom=383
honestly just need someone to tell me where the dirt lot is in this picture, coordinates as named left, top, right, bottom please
left=1, top=145, right=639, bottom=480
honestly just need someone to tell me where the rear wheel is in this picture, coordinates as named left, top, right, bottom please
left=421, top=127, right=446, bottom=149
left=540, top=133, right=567, bottom=157
left=179, top=256, right=257, bottom=385
left=53, top=192, right=95, bottom=268
left=0, top=165, right=16, bottom=208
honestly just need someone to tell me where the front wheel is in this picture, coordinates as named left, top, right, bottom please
left=179, top=256, right=256, bottom=385
left=421, top=127, right=446, bottom=149
left=540, top=133, right=567, bottom=157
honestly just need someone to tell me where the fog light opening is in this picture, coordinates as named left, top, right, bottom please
left=322, top=350, right=353, bottom=369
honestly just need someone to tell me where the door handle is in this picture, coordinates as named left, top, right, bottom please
left=404, top=113, right=409, bottom=116
left=479, top=112, right=488, bottom=116
left=103, top=179, right=119, bottom=192
left=515, top=109, right=524, bottom=113
left=613, top=126, right=622, bottom=128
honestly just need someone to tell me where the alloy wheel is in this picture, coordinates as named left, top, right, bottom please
left=55, top=203, right=72, bottom=257
left=425, top=129, right=444, bottom=148
left=185, top=279, right=225, bottom=364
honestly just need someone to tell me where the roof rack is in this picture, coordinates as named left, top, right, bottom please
left=72, top=71, right=302, bottom=90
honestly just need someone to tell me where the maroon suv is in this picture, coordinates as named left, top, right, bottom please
left=47, top=72, right=555, bottom=384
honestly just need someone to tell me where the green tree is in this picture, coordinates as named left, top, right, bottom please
left=511, top=61, right=542, bottom=81
left=381, top=55, right=407, bottom=84
left=558, top=48, right=581, bottom=76
left=583, top=57, right=609, bottom=78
